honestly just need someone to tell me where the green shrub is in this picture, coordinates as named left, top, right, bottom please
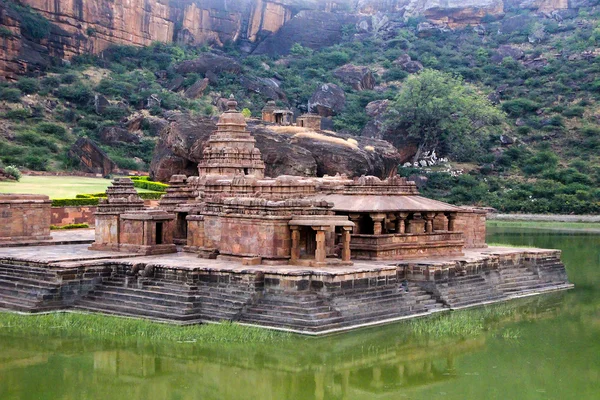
left=50, top=223, right=89, bottom=230
left=51, top=198, right=99, bottom=207
left=0, top=88, right=22, bottom=102
left=56, top=84, right=93, bottom=105
left=3, top=165, right=21, bottom=181
left=501, top=98, right=540, bottom=115
left=37, top=123, right=68, bottom=140
left=0, top=26, right=14, bottom=38
left=139, top=192, right=164, bottom=200
left=16, top=78, right=40, bottom=94
left=562, top=106, right=585, bottom=118
left=9, top=4, right=51, bottom=40
left=75, top=192, right=107, bottom=199
left=4, top=109, right=31, bottom=120
left=41, top=76, right=61, bottom=88
left=111, top=156, right=139, bottom=171
left=132, top=179, right=168, bottom=192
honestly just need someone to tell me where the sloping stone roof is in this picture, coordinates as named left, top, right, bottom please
left=308, top=194, right=462, bottom=213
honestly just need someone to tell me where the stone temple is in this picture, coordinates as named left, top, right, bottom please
left=0, top=97, right=572, bottom=334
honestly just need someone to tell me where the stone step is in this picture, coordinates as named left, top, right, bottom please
left=0, top=285, right=61, bottom=302
left=450, top=294, right=507, bottom=308
left=0, top=275, right=60, bottom=289
left=243, top=306, right=340, bottom=321
left=498, top=282, right=549, bottom=294
left=0, top=265, right=57, bottom=280
left=74, top=301, right=206, bottom=323
left=240, top=312, right=345, bottom=328
left=438, top=284, right=499, bottom=297
left=81, top=294, right=198, bottom=316
left=247, top=301, right=334, bottom=314
left=502, top=275, right=540, bottom=284
left=0, top=293, right=63, bottom=312
left=444, top=292, right=506, bottom=306
left=95, top=284, right=197, bottom=302
left=85, top=289, right=200, bottom=309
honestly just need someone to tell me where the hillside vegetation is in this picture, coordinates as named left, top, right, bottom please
left=0, top=6, right=599, bottom=213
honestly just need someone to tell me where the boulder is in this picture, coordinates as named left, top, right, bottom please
left=94, top=94, right=110, bottom=115
left=393, top=54, right=423, bottom=73
left=98, top=126, right=141, bottom=145
left=124, top=113, right=145, bottom=132
left=68, top=137, right=117, bottom=177
left=333, top=64, right=375, bottom=91
left=175, top=53, right=241, bottom=76
left=240, top=76, right=287, bottom=101
left=361, top=100, right=390, bottom=140
left=308, top=83, right=346, bottom=117
left=492, top=45, right=524, bottom=62
left=184, top=78, right=210, bottom=99
left=149, top=113, right=404, bottom=181
left=166, top=75, right=185, bottom=92
left=500, top=135, right=515, bottom=146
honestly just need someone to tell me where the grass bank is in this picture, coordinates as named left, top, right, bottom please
left=0, top=176, right=154, bottom=199
left=0, top=312, right=291, bottom=344
left=406, top=303, right=519, bottom=339
left=487, top=220, right=600, bottom=232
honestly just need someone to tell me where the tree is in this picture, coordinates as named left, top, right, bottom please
left=385, top=69, right=505, bottom=162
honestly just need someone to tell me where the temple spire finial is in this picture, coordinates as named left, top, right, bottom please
left=227, top=94, right=237, bottom=111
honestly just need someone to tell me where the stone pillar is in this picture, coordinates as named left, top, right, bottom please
left=395, top=212, right=409, bottom=234
left=290, top=226, right=300, bottom=263
left=371, top=214, right=385, bottom=235
left=314, top=228, right=326, bottom=263
left=349, top=213, right=361, bottom=234
left=424, top=212, right=436, bottom=233
left=446, top=212, right=457, bottom=231
left=341, top=227, right=352, bottom=262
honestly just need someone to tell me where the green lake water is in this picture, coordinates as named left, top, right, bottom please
left=1, top=227, right=599, bottom=400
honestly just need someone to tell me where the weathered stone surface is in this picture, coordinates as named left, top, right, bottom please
left=184, top=78, right=209, bottom=99
left=333, top=64, right=375, bottom=91
left=240, top=75, right=287, bottom=101
left=308, top=83, right=346, bottom=117
left=252, top=10, right=358, bottom=56
left=98, top=126, right=141, bottom=145
left=0, top=194, right=51, bottom=243
left=492, top=45, right=525, bottom=62
left=94, top=94, right=110, bottom=115
left=0, top=0, right=582, bottom=79
left=68, top=137, right=116, bottom=176
left=149, top=112, right=404, bottom=181
left=175, top=53, right=241, bottom=76
left=393, top=54, right=424, bottom=73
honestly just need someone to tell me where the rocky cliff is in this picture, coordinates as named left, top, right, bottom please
left=0, top=0, right=582, bottom=79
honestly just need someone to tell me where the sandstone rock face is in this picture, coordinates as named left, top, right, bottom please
left=252, top=10, right=358, bottom=56
left=333, top=64, right=375, bottom=91
left=0, top=0, right=581, bottom=79
left=149, top=112, right=404, bottom=182
left=184, top=78, right=210, bottom=99
left=175, top=53, right=241, bottom=75
left=98, top=126, right=141, bottom=145
left=68, top=137, right=116, bottom=176
left=308, top=83, right=346, bottom=117
left=240, top=75, right=287, bottom=101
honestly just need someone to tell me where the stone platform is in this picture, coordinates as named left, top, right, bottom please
left=0, top=244, right=573, bottom=335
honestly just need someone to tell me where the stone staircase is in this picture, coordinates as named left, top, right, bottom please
left=497, top=264, right=547, bottom=295
left=75, top=274, right=257, bottom=324
left=240, top=283, right=443, bottom=333
left=0, top=262, right=63, bottom=312
left=240, top=291, right=345, bottom=332
left=433, top=274, right=506, bottom=308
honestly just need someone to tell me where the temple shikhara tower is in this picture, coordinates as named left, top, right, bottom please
left=0, top=97, right=571, bottom=334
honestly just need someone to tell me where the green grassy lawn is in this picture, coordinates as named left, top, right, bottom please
left=0, top=176, right=153, bottom=199
left=487, top=220, right=600, bottom=231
